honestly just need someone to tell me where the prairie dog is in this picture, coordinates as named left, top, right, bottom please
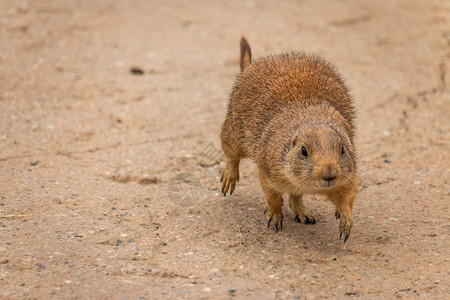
left=220, top=37, right=358, bottom=242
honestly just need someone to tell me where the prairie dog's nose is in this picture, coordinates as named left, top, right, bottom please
left=321, top=164, right=337, bottom=181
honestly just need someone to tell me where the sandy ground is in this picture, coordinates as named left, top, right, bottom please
left=1, top=0, right=449, bottom=298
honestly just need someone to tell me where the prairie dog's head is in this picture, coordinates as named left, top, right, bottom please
left=284, top=123, right=356, bottom=191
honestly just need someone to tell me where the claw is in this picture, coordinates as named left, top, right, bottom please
left=280, top=221, right=283, bottom=229
left=220, top=161, right=239, bottom=198
left=340, top=232, right=342, bottom=239
left=230, top=181, right=236, bottom=195
left=335, top=211, right=340, bottom=219
left=344, top=233, right=350, bottom=243
left=294, top=213, right=316, bottom=225
left=267, top=219, right=271, bottom=228
left=275, top=223, right=278, bottom=232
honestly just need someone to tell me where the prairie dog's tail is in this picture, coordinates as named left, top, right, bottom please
left=240, top=37, right=252, bottom=72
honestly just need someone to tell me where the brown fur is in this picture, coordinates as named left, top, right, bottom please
left=220, top=38, right=358, bottom=242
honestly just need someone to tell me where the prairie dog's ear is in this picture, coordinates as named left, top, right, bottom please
left=290, top=135, right=298, bottom=150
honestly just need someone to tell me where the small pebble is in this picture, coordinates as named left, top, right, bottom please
left=228, top=289, right=236, bottom=294
left=37, top=262, right=47, bottom=269
left=130, top=67, right=144, bottom=75
left=116, top=239, right=122, bottom=245
left=20, top=283, right=25, bottom=286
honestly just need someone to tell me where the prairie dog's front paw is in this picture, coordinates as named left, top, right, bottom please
left=338, top=212, right=353, bottom=243
left=294, top=210, right=316, bottom=225
left=289, top=194, right=316, bottom=225
left=265, top=206, right=283, bottom=232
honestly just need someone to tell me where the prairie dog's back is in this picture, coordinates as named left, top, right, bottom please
left=229, top=54, right=354, bottom=151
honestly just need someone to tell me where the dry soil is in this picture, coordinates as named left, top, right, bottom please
left=0, top=0, right=449, bottom=299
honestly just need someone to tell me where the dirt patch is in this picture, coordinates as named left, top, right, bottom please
left=0, top=0, right=449, bottom=298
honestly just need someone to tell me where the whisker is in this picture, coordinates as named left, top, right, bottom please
left=340, top=173, right=358, bottom=190
left=356, top=145, right=380, bottom=157
left=291, top=174, right=312, bottom=191
left=357, top=166, right=384, bottom=176
left=359, top=156, right=383, bottom=166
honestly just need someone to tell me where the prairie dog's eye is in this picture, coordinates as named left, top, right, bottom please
left=301, top=146, right=308, bottom=157
left=341, top=146, right=345, bottom=155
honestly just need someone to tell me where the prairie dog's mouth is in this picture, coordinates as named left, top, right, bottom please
left=318, top=178, right=337, bottom=188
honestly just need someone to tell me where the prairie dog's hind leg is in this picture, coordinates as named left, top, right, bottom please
left=220, top=158, right=240, bottom=196
left=220, top=117, right=241, bottom=196
left=289, top=194, right=316, bottom=224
